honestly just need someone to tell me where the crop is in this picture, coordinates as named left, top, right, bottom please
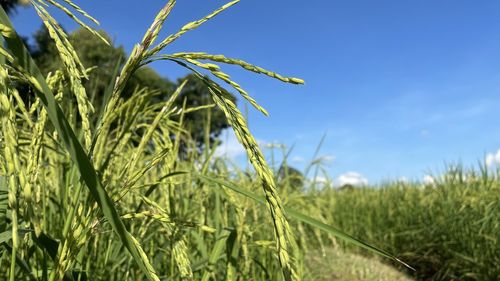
left=0, top=1, right=408, bottom=281
left=304, top=166, right=499, bottom=281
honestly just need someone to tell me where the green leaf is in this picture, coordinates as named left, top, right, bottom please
left=0, top=243, right=37, bottom=281
left=0, top=7, right=160, bottom=281
left=0, top=231, right=11, bottom=244
left=196, top=174, right=415, bottom=271
left=0, top=229, right=31, bottom=244
left=201, top=229, right=231, bottom=281
left=0, top=183, right=7, bottom=233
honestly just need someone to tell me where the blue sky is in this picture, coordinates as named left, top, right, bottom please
left=10, top=0, right=500, bottom=184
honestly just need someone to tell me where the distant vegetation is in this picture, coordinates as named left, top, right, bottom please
left=28, top=25, right=237, bottom=152
left=302, top=166, right=499, bottom=280
left=0, top=1, right=498, bottom=281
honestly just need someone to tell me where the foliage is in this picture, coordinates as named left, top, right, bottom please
left=306, top=167, right=500, bottom=281
left=30, top=26, right=234, bottom=150
left=0, top=1, right=397, bottom=280
left=31, top=27, right=126, bottom=100
left=277, top=165, right=305, bottom=192
left=0, top=0, right=29, bottom=15
left=0, top=1, right=436, bottom=281
left=173, top=73, right=235, bottom=150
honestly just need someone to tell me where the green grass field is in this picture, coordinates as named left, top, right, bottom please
left=0, top=1, right=498, bottom=280
left=301, top=168, right=499, bottom=280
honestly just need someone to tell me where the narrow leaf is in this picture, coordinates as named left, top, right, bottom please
left=196, top=174, right=415, bottom=270
left=0, top=7, right=160, bottom=281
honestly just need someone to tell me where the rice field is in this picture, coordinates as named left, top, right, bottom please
left=302, top=167, right=499, bottom=281
left=0, top=1, right=498, bottom=281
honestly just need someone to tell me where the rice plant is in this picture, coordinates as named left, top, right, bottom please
left=0, top=1, right=410, bottom=280
left=303, top=165, right=499, bottom=281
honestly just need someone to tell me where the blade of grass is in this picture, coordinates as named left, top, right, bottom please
left=201, top=229, right=231, bottom=281
left=0, top=243, right=37, bottom=281
left=89, top=53, right=123, bottom=157
left=196, top=173, right=415, bottom=271
left=0, top=7, right=161, bottom=281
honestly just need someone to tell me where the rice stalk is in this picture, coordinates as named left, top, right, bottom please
left=175, top=57, right=269, bottom=116
left=155, top=52, right=304, bottom=84
left=93, top=1, right=176, bottom=156
left=0, top=63, right=21, bottom=281
left=32, top=2, right=93, bottom=149
left=37, top=0, right=109, bottom=45
left=124, top=80, right=186, bottom=179
left=146, top=0, right=240, bottom=58
left=0, top=9, right=164, bottom=281
left=187, top=69, right=297, bottom=279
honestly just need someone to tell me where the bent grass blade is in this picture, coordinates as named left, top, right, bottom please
left=196, top=173, right=415, bottom=271
left=0, top=7, right=161, bottom=281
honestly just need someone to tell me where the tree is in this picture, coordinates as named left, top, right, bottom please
left=29, top=26, right=235, bottom=150
left=277, top=165, right=305, bottom=192
left=174, top=73, right=236, bottom=150
left=0, top=0, right=29, bottom=15
left=1, top=1, right=30, bottom=50
left=31, top=27, right=128, bottom=106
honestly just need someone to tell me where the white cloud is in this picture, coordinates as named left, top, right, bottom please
left=336, top=172, right=368, bottom=186
left=311, top=155, right=336, bottom=165
left=306, top=176, right=332, bottom=188
left=485, top=150, right=500, bottom=167
left=214, top=130, right=245, bottom=159
left=291, top=156, right=304, bottom=163
left=261, top=141, right=285, bottom=149
left=398, top=176, right=409, bottom=183
left=321, top=155, right=335, bottom=162
left=312, top=176, right=328, bottom=184
left=422, top=175, right=435, bottom=185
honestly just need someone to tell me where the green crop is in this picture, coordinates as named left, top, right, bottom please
left=0, top=1, right=416, bottom=280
